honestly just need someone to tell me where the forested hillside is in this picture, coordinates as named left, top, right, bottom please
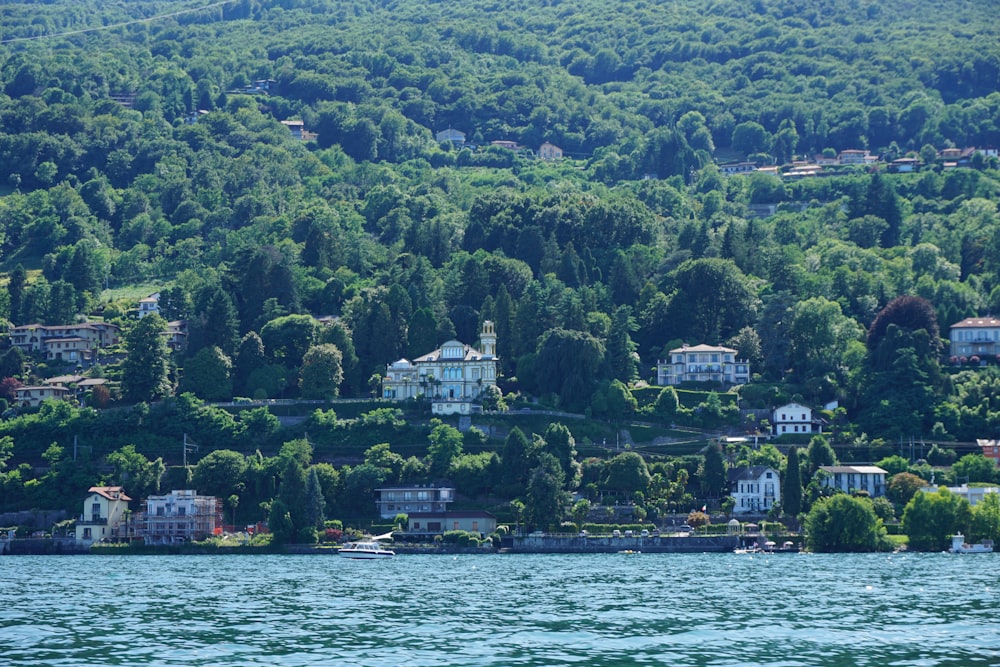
left=1, top=0, right=1000, bottom=525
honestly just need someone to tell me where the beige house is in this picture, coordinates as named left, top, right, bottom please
left=949, top=317, right=1000, bottom=360
left=383, top=321, right=498, bottom=412
left=538, top=142, right=563, bottom=160
left=10, top=322, right=119, bottom=362
left=75, top=486, right=132, bottom=545
left=406, top=511, right=497, bottom=537
left=140, top=490, right=222, bottom=545
left=14, top=385, right=69, bottom=408
left=656, top=344, right=750, bottom=386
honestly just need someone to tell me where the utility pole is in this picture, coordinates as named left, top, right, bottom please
left=183, top=434, right=198, bottom=468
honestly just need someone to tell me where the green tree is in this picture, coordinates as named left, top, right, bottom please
left=191, top=449, right=248, bottom=500
left=666, top=258, right=758, bottom=343
left=541, top=422, right=581, bottom=490
left=305, top=466, right=327, bottom=531
left=525, top=453, right=569, bottom=531
left=427, top=420, right=464, bottom=479
left=121, top=314, right=172, bottom=403
left=902, top=487, right=971, bottom=551
left=501, top=427, right=535, bottom=494
left=782, top=446, right=803, bottom=517
left=606, top=305, right=639, bottom=382
left=970, top=492, right=1000, bottom=543
left=806, top=435, right=837, bottom=475
left=605, top=451, right=651, bottom=500
left=299, top=344, right=343, bottom=399
left=267, top=498, right=295, bottom=545
left=261, top=314, right=319, bottom=369
left=534, top=328, right=605, bottom=411
left=701, top=441, right=727, bottom=498
left=805, top=494, right=888, bottom=552
left=887, top=472, right=927, bottom=507
left=181, top=346, right=233, bottom=401
left=278, top=456, right=308, bottom=536
left=106, top=444, right=165, bottom=501
left=952, top=454, right=997, bottom=484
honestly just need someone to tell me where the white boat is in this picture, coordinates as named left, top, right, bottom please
left=339, top=540, right=395, bottom=559
left=948, top=533, right=993, bottom=554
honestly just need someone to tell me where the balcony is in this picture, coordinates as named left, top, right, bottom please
left=77, top=516, right=108, bottom=526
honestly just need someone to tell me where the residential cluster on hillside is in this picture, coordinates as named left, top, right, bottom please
left=719, top=146, right=997, bottom=179
left=75, top=486, right=223, bottom=547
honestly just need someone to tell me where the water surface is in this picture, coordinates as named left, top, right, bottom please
left=1, top=552, right=998, bottom=665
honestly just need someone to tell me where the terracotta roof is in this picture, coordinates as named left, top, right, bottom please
left=87, top=486, right=132, bottom=502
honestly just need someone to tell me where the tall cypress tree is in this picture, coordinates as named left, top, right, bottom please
left=783, top=446, right=803, bottom=518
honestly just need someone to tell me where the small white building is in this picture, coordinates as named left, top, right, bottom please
left=138, top=293, right=160, bottom=319
left=819, top=466, right=888, bottom=498
left=773, top=402, right=819, bottom=435
left=75, top=486, right=132, bottom=545
left=918, top=484, right=1000, bottom=507
left=728, top=466, right=781, bottom=515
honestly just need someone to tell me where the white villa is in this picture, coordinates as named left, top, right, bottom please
left=383, top=321, right=498, bottom=415
left=818, top=465, right=888, bottom=498
left=773, top=402, right=821, bottom=435
left=949, top=316, right=1000, bottom=360
left=75, top=486, right=132, bottom=545
left=728, top=466, right=781, bottom=515
left=655, top=344, right=750, bottom=386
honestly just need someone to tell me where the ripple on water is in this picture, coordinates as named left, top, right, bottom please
left=3, top=553, right=1000, bottom=666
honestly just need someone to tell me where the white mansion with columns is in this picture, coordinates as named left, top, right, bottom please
left=382, top=321, right=498, bottom=415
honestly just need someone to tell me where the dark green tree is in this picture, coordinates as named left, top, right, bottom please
left=701, top=442, right=727, bottom=498
left=121, top=314, right=171, bottom=403
left=299, top=344, right=343, bottom=399
left=805, top=494, right=888, bottom=552
left=180, top=346, right=233, bottom=401
left=605, top=451, right=651, bottom=500
left=902, top=487, right=971, bottom=551
left=305, top=466, right=327, bottom=531
left=525, top=453, right=569, bottom=531
left=541, top=422, right=581, bottom=490
left=782, top=446, right=803, bottom=517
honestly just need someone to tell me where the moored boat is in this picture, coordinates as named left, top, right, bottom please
left=948, top=533, right=993, bottom=554
left=339, top=540, right=395, bottom=559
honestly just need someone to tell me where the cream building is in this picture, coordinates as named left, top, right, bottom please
left=383, top=321, right=498, bottom=414
left=75, top=486, right=132, bottom=545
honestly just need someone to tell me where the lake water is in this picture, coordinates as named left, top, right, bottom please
left=1, top=552, right=998, bottom=666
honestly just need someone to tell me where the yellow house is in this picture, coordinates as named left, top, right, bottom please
left=75, top=486, right=132, bottom=545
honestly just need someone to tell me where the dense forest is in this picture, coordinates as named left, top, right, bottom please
left=1, top=0, right=999, bottom=538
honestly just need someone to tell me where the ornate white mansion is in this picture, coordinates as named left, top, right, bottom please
left=382, top=321, right=498, bottom=415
